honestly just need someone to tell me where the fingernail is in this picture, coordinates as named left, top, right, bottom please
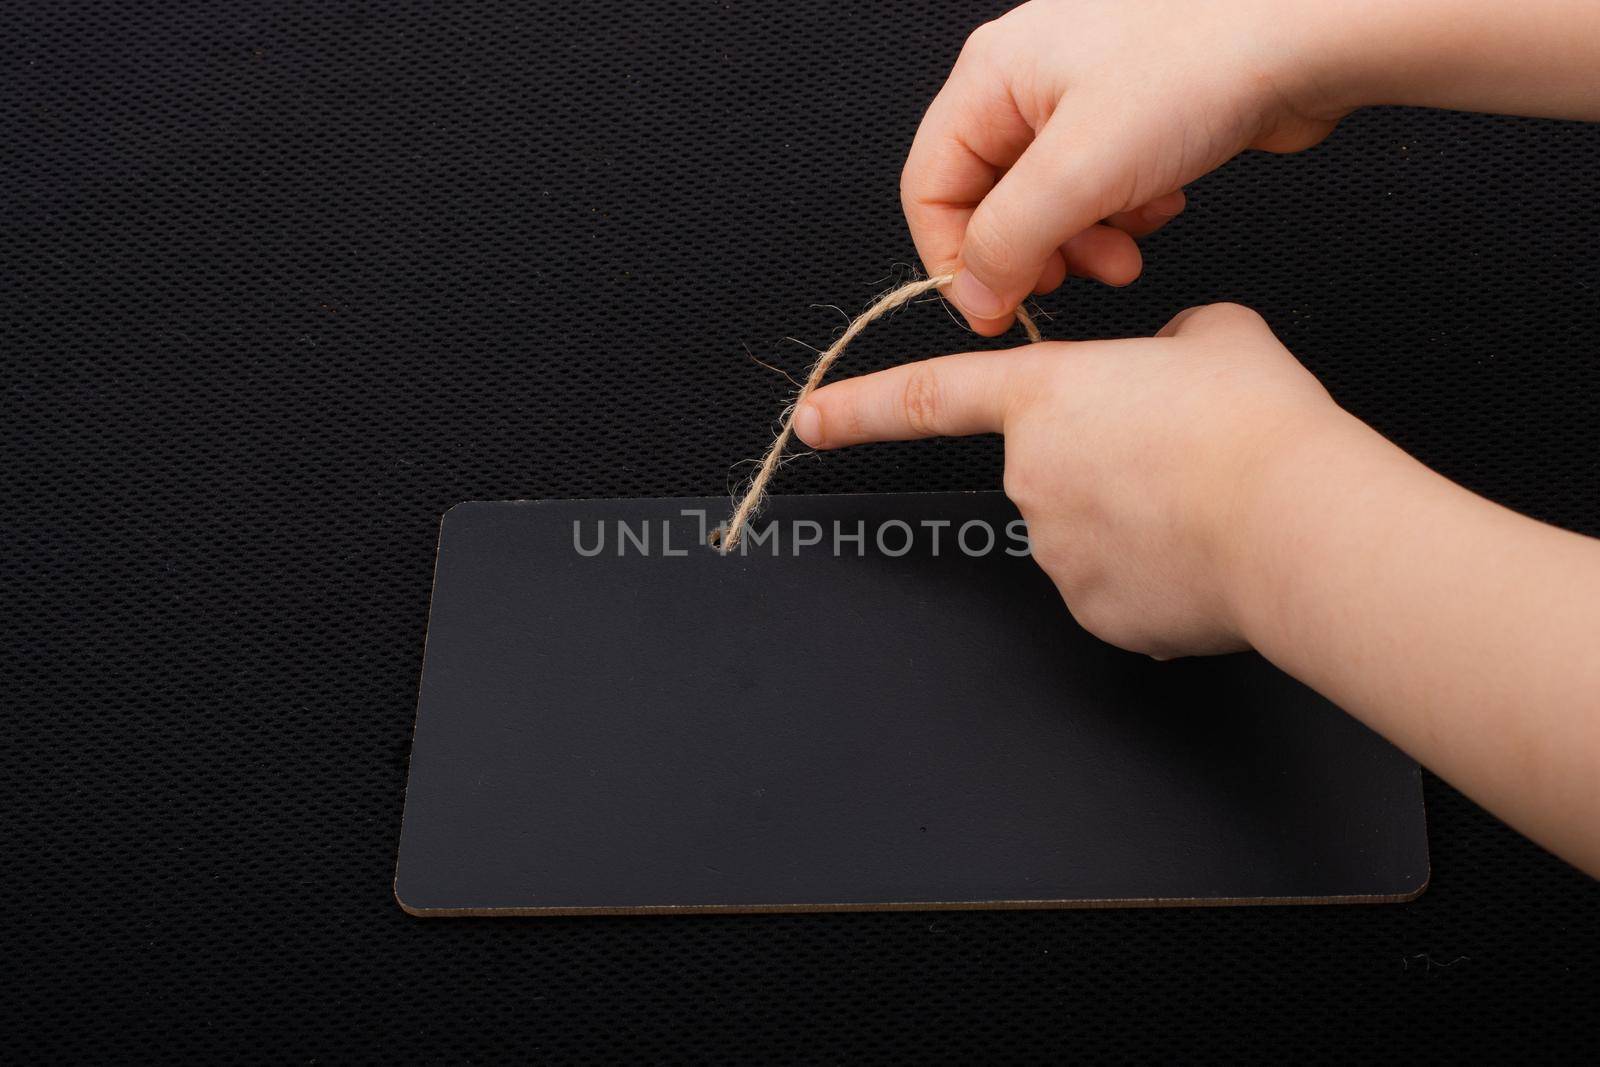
left=793, top=402, right=823, bottom=446
left=952, top=270, right=1006, bottom=320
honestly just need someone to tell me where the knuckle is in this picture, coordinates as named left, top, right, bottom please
left=1067, top=597, right=1143, bottom=653
left=960, top=19, right=1001, bottom=57
left=1191, top=301, right=1265, bottom=331
left=900, top=366, right=944, bottom=436
left=1002, top=460, right=1044, bottom=512
left=1016, top=345, right=1070, bottom=393
left=837, top=394, right=869, bottom=444
left=898, top=157, right=918, bottom=201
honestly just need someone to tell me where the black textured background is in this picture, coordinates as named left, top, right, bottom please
left=4, top=1, right=1598, bottom=1061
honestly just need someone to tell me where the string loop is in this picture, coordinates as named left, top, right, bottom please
left=719, top=274, right=1041, bottom=551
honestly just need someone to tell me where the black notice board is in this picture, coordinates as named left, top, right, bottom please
left=396, top=493, right=1428, bottom=914
left=12, top=1, right=1600, bottom=1056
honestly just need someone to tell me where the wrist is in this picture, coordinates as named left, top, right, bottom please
left=1276, top=0, right=1451, bottom=117
left=1209, top=404, right=1376, bottom=652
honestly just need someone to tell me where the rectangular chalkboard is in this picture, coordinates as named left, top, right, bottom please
left=395, top=493, right=1428, bottom=914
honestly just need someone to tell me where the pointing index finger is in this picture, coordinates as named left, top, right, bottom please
left=794, top=347, right=1046, bottom=450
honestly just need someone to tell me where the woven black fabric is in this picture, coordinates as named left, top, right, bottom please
left=5, top=1, right=1598, bottom=1061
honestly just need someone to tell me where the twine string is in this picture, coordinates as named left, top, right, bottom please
left=719, top=273, right=1041, bottom=551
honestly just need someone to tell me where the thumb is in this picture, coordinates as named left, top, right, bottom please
left=951, top=99, right=1159, bottom=323
left=794, top=347, right=1046, bottom=450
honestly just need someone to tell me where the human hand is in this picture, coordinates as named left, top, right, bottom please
left=791, top=302, right=1346, bottom=658
left=796, top=300, right=1600, bottom=872
left=906, top=0, right=1347, bottom=333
